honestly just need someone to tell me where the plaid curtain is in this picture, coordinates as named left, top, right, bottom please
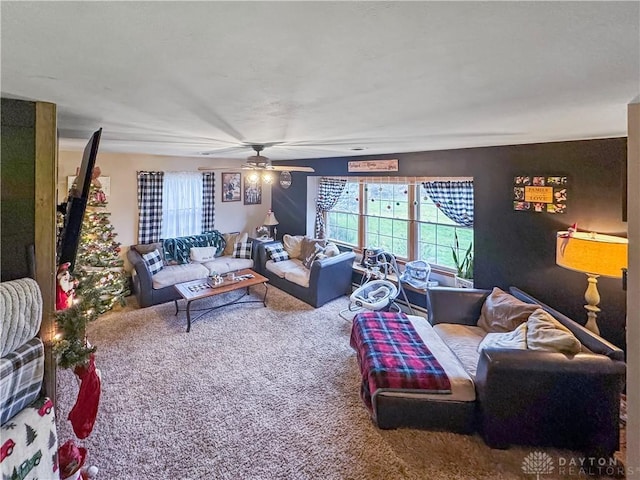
left=137, top=171, right=164, bottom=243
left=314, top=177, right=347, bottom=238
left=202, top=172, right=215, bottom=232
left=422, top=180, right=474, bottom=227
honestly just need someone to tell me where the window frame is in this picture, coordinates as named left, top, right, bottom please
left=324, top=176, right=473, bottom=271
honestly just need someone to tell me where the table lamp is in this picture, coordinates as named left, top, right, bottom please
left=262, top=210, right=279, bottom=239
left=556, top=231, right=628, bottom=335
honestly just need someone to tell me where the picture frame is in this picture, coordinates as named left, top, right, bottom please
left=244, top=176, right=262, bottom=205
left=222, top=172, right=242, bottom=202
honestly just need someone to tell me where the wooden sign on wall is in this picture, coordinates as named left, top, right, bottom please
left=348, top=159, right=398, bottom=172
left=513, top=175, right=568, bottom=213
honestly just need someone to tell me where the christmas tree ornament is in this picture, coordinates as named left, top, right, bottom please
left=68, top=354, right=101, bottom=439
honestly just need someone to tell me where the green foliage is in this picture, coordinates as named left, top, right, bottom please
left=452, top=231, right=474, bottom=279
left=54, top=286, right=100, bottom=369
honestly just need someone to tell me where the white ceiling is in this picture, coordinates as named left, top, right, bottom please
left=1, top=1, right=639, bottom=162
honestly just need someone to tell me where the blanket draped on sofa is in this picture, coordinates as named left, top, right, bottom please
left=350, top=311, right=451, bottom=410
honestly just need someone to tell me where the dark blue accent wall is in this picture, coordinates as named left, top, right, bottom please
left=272, top=138, right=628, bottom=350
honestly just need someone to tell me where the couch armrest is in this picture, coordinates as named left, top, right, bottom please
left=426, top=287, right=491, bottom=326
left=475, top=347, right=626, bottom=454
left=126, top=249, right=154, bottom=308
left=308, top=251, right=356, bottom=305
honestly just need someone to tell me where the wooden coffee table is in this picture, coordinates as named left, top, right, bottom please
left=173, top=269, right=268, bottom=332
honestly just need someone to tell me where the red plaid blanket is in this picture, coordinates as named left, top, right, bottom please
left=350, top=311, right=451, bottom=411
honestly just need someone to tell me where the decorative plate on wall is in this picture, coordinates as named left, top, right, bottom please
left=279, top=171, right=292, bottom=189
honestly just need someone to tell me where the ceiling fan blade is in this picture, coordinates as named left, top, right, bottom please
left=269, top=165, right=315, bottom=172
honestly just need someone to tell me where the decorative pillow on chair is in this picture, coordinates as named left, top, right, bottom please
left=190, top=246, right=217, bottom=263
left=477, top=287, right=539, bottom=333
left=324, top=242, right=341, bottom=257
left=232, top=241, right=253, bottom=259
left=142, top=250, right=164, bottom=275
left=265, top=242, right=290, bottom=262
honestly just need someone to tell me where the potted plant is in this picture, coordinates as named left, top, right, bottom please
left=452, top=232, right=473, bottom=288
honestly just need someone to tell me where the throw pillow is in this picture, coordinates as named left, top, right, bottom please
left=477, top=323, right=528, bottom=353
left=324, top=242, right=341, bottom=258
left=302, top=243, right=324, bottom=269
left=300, top=237, right=327, bottom=264
left=142, top=250, right=164, bottom=275
left=526, top=308, right=581, bottom=354
left=190, top=246, right=217, bottom=263
left=477, top=287, right=539, bottom=333
left=264, top=242, right=290, bottom=263
left=223, top=232, right=248, bottom=256
left=282, top=234, right=305, bottom=259
left=232, top=241, right=253, bottom=259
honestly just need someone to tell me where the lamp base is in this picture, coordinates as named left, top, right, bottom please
left=583, top=274, right=601, bottom=336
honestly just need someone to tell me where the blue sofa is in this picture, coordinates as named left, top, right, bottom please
left=127, top=231, right=254, bottom=307
left=255, top=239, right=355, bottom=308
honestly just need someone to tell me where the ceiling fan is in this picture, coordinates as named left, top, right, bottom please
left=198, top=144, right=315, bottom=173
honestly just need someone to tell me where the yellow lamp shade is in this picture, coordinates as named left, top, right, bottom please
left=556, top=232, right=628, bottom=278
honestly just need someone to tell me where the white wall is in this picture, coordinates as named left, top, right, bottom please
left=58, top=150, right=272, bottom=268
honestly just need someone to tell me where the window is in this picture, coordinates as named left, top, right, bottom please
left=325, top=177, right=473, bottom=270
left=326, top=180, right=359, bottom=246
left=161, top=172, right=203, bottom=238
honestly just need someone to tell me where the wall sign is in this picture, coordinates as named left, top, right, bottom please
left=513, top=175, right=567, bottom=213
left=348, top=159, right=398, bottom=172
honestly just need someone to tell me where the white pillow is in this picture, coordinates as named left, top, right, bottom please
left=283, top=234, right=304, bottom=259
left=526, top=308, right=581, bottom=354
left=477, top=322, right=527, bottom=352
left=190, top=246, right=218, bottom=263
left=324, top=242, right=341, bottom=258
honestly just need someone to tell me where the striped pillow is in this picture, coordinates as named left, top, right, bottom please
left=265, top=243, right=290, bottom=263
left=142, top=250, right=164, bottom=275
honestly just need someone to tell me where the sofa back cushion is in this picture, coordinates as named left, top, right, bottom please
left=477, top=287, right=538, bottom=333
left=282, top=234, right=304, bottom=259
left=132, top=242, right=162, bottom=256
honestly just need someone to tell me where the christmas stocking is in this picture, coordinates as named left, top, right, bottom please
left=68, top=354, right=101, bottom=439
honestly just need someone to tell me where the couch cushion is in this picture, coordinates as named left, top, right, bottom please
left=151, top=264, right=208, bottom=289
left=302, top=243, right=324, bottom=269
left=284, top=266, right=311, bottom=288
left=477, top=287, right=538, bottom=333
left=190, top=246, right=218, bottom=263
left=142, top=250, right=164, bottom=275
left=282, top=234, right=304, bottom=259
left=477, top=322, right=527, bottom=352
left=265, top=259, right=305, bottom=278
left=132, top=242, right=162, bottom=255
left=527, top=308, right=582, bottom=354
left=202, top=257, right=253, bottom=275
left=432, top=323, right=485, bottom=378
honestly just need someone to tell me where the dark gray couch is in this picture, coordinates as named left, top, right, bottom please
left=255, top=241, right=355, bottom=308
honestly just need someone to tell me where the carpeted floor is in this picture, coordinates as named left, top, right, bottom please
left=55, top=286, right=625, bottom=479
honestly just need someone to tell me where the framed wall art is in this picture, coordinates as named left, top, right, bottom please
left=513, top=175, right=568, bottom=214
left=222, top=172, right=242, bottom=202
left=244, top=177, right=262, bottom=205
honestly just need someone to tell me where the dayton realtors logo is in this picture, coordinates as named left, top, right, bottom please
left=522, top=451, right=630, bottom=478
left=522, top=452, right=555, bottom=479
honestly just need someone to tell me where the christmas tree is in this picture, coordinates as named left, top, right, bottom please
left=73, top=176, right=129, bottom=314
